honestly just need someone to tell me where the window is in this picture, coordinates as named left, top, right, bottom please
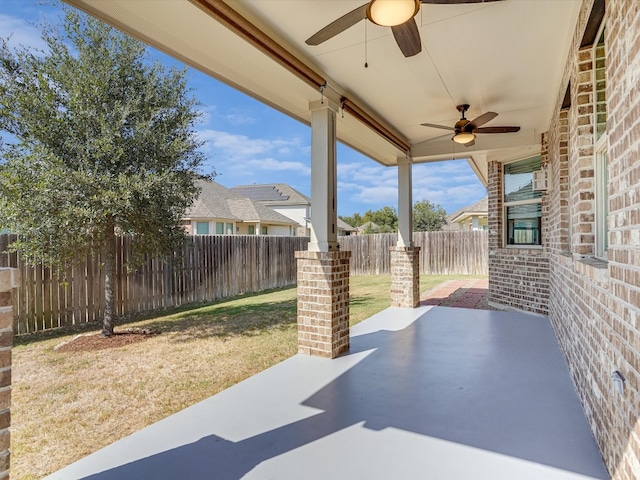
left=196, top=222, right=209, bottom=235
left=215, top=222, right=224, bottom=234
left=261, top=226, right=268, bottom=235
left=594, top=25, right=608, bottom=259
left=503, top=156, right=542, bottom=246
left=226, top=223, right=234, bottom=234
left=248, top=225, right=255, bottom=235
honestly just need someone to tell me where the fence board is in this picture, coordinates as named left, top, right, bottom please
left=1, top=234, right=310, bottom=334
left=339, top=230, right=488, bottom=276
left=1, top=231, right=485, bottom=334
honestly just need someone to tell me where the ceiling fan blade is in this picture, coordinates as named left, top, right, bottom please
left=473, top=126, right=521, bottom=133
left=306, top=4, right=368, bottom=46
left=421, top=0, right=502, bottom=4
left=391, top=18, right=422, bottom=57
left=421, top=122, right=455, bottom=131
left=468, top=111, right=498, bottom=129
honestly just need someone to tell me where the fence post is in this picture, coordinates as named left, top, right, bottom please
left=0, top=268, right=20, bottom=477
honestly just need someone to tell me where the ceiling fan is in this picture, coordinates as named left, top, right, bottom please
left=421, top=104, right=520, bottom=147
left=306, top=0, right=502, bottom=58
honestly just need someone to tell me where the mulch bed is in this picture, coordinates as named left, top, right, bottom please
left=55, top=328, right=160, bottom=353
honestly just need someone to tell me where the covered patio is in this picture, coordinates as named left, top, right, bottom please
left=6, top=0, right=619, bottom=478
left=59, top=0, right=584, bottom=357
left=46, top=305, right=607, bottom=479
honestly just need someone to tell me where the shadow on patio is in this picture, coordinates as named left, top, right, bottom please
left=47, top=306, right=608, bottom=480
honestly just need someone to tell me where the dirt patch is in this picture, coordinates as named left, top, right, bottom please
left=55, top=328, right=159, bottom=353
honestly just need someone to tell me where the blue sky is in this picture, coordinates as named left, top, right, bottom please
left=0, top=0, right=487, bottom=216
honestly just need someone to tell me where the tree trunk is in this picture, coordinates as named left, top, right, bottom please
left=102, top=219, right=116, bottom=336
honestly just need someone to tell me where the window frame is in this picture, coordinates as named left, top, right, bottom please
left=594, top=135, right=608, bottom=259
left=502, top=156, right=543, bottom=248
left=593, top=22, right=608, bottom=260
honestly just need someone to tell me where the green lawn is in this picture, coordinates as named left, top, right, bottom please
left=11, top=274, right=483, bottom=479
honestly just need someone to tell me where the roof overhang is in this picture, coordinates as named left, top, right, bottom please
left=64, top=0, right=582, bottom=186
left=451, top=211, right=487, bottom=224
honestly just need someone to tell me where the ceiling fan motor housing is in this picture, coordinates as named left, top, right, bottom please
left=455, top=119, right=470, bottom=132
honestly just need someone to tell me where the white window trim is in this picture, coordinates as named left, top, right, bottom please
left=594, top=134, right=608, bottom=260
left=593, top=21, right=608, bottom=261
left=502, top=157, right=543, bottom=248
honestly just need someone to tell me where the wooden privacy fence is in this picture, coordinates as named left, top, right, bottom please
left=1, top=230, right=486, bottom=334
left=338, top=230, right=488, bottom=276
left=0, top=234, right=309, bottom=334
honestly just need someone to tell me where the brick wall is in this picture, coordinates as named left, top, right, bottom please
left=545, top=110, right=571, bottom=255
left=543, top=0, right=640, bottom=478
left=570, top=46, right=598, bottom=256
left=295, top=250, right=351, bottom=358
left=487, top=160, right=550, bottom=315
left=389, top=246, right=420, bottom=308
left=0, top=268, right=19, bottom=479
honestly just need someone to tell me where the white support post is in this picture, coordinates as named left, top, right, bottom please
left=397, top=156, right=413, bottom=247
left=309, top=99, right=339, bottom=252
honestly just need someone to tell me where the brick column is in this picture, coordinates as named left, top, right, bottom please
left=295, top=250, right=351, bottom=358
left=0, top=268, right=19, bottom=478
left=390, top=246, right=420, bottom=308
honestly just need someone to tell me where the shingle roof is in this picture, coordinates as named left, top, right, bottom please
left=227, top=197, right=298, bottom=224
left=337, top=218, right=357, bottom=231
left=187, top=180, right=240, bottom=220
left=185, top=180, right=298, bottom=225
left=231, top=183, right=310, bottom=205
left=447, top=196, right=488, bottom=224
left=356, top=221, right=380, bottom=232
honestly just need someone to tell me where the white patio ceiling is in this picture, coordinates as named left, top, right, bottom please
left=64, top=0, right=582, bottom=186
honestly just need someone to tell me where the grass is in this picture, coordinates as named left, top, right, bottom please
left=11, top=274, right=483, bottom=479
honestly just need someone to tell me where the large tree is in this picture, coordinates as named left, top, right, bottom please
left=413, top=199, right=447, bottom=232
left=0, top=6, right=207, bottom=335
left=363, top=206, right=397, bottom=233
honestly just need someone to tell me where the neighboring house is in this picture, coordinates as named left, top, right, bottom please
left=231, top=183, right=311, bottom=236
left=184, top=180, right=298, bottom=236
left=337, top=218, right=357, bottom=236
left=444, top=197, right=488, bottom=231
left=356, top=221, right=380, bottom=234
left=231, top=183, right=356, bottom=237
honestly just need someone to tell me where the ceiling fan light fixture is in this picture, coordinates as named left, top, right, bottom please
left=453, top=132, right=476, bottom=144
left=367, top=0, right=420, bottom=27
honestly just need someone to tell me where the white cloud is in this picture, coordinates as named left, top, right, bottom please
left=223, top=111, right=257, bottom=126
left=246, top=158, right=310, bottom=175
left=196, top=105, right=257, bottom=127
left=338, top=161, right=397, bottom=186
left=336, top=158, right=486, bottom=215
left=0, top=14, right=47, bottom=52
left=197, top=129, right=306, bottom=159
left=196, top=105, right=216, bottom=126
left=351, top=186, right=398, bottom=206
left=196, top=129, right=311, bottom=183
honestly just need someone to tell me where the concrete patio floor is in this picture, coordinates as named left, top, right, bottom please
left=46, top=306, right=608, bottom=480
